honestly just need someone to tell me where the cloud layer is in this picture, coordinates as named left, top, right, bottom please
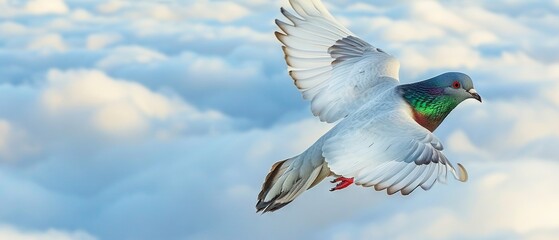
left=0, top=0, right=558, bottom=239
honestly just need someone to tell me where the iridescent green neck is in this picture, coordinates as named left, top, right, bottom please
left=398, top=84, right=459, bottom=131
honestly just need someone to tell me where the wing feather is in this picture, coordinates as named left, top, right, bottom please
left=277, top=0, right=400, bottom=123
left=323, top=108, right=468, bottom=195
left=389, top=164, right=426, bottom=195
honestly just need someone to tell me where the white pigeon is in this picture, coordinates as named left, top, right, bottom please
left=257, top=0, right=481, bottom=213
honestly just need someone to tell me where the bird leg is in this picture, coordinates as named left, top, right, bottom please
left=329, top=177, right=354, bottom=191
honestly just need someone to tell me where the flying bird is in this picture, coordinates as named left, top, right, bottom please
left=257, top=0, right=481, bottom=213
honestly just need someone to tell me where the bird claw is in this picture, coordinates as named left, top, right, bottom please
left=329, top=177, right=354, bottom=191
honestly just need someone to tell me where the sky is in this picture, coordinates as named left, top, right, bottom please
left=0, top=0, right=559, bottom=239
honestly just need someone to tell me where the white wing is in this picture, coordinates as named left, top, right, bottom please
left=277, top=0, right=400, bottom=123
left=322, top=108, right=468, bottom=195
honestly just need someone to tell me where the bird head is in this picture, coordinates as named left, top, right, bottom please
left=434, top=72, right=482, bottom=103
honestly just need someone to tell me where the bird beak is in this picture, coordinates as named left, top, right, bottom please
left=468, top=89, right=482, bottom=102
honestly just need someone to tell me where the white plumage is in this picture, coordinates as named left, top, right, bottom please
left=276, top=0, right=399, bottom=123
left=257, top=0, right=473, bottom=213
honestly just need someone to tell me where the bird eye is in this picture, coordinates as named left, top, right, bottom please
left=452, top=81, right=461, bottom=89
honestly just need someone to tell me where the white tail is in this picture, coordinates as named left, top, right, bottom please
left=256, top=152, right=329, bottom=213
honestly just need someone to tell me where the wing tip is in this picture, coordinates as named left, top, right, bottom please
left=456, top=163, right=468, bottom=182
left=274, top=31, right=288, bottom=45
left=288, top=71, right=305, bottom=90
left=280, top=5, right=303, bottom=24
left=275, top=19, right=291, bottom=32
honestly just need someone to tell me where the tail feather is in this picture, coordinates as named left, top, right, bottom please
left=257, top=159, right=288, bottom=204
left=256, top=155, right=328, bottom=213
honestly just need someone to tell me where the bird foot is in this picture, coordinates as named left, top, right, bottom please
left=329, top=177, right=354, bottom=191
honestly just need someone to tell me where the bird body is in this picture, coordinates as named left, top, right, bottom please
left=257, top=0, right=481, bottom=213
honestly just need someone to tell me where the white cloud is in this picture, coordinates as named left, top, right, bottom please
left=0, top=0, right=558, bottom=239
left=470, top=100, right=559, bottom=152
left=149, top=4, right=178, bottom=21
left=467, top=30, right=499, bottom=46
left=410, top=1, right=475, bottom=34
left=484, top=52, right=559, bottom=82
left=26, top=33, right=67, bottom=52
left=185, top=1, right=249, bottom=22
left=380, top=19, right=446, bottom=42
left=346, top=3, right=382, bottom=13
left=446, top=130, right=482, bottom=154
left=47, top=18, right=75, bottom=31
left=543, top=82, right=559, bottom=107
left=327, top=159, right=559, bottom=240
left=399, top=42, right=481, bottom=75
left=71, top=9, right=93, bottom=21
left=460, top=5, right=533, bottom=37
left=525, top=229, right=559, bottom=240
left=0, top=120, right=14, bottom=158
left=96, top=46, right=167, bottom=70
left=246, top=118, right=332, bottom=162
left=432, top=97, right=559, bottom=165
left=410, top=1, right=531, bottom=39
left=41, top=69, right=230, bottom=137
left=180, top=23, right=270, bottom=43
left=0, top=225, right=95, bottom=240
left=24, top=0, right=69, bottom=15
left=0, top=22, right=28, bottom=36
left=0, top=120, right=38, bottom=161
left=96, top=0, right=127, bottom=14
left=0, top=5, right=14, bottom=17
left=182, top=52, right=261, bottom=87
left=86, top=33, right=121, bottom=50
left=398, top=44, right=558, bottom=82
left=471, top=160, right=559, bottom=235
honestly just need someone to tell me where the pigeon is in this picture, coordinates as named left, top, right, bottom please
left=256, top=0, right=481, bottom=213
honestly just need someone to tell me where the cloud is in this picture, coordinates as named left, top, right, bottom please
left=0, top=225, right=95, bottom=240
left=399, top=42, right=481, bottom=75
left=384, top=21, right=446, bottom=42
left=70, top=9, right=94, bottom=21
left=481, top=52, right=559, bottom=83
left=100, top=1, right=250, bottom=23
left=96, top=46, right=167, bottom=70
left=395, top=1, right=500, bottom=46
left=446, top=130, right=483, bottom=155
left=446, top=99, right=559, bottom=161
left=85, top=33, right=122, bottom=50
left=40, top=69, right=231, bottom=138
left=320, top=159, right=559, bottom=240
left=1, top=0, right=68, bottom=17
left=0, top=122, right=18, bottom=159
left=0, top=22, right=28, bottom=36
left=180, top=23, right=271, bottom=43
left=0, top=0, right=558, bottom=240
left=410, top=1, right=474, bottom=33
left=149, top=4, right=178, bottom=21
left=0, top=116, right=334, bottom=240
left=26, top=33, right=67, bottom=53
left=184, top=1, right=250, bottom=22
left=543, top=82, right=559, bottom=107
left=398, top=44, right=559, bottom=82
left=24, top=0, right=69, bottom=15
left=410, top=1, right=532, bottom=39
left=182, top=51, right=261, bottom=87
left=96, top=0, right=127, bottom=14
left=346, top=3, right=382, bottom=13
left=0, top=120, right=38, bottom=161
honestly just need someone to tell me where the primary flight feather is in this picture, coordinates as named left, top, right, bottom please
left=257, top=0, right=481, bottom=213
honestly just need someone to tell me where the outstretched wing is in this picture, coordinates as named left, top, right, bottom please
left=322, top=109, right=468, bottom=195
left=276, top=0, right=400, bottom=123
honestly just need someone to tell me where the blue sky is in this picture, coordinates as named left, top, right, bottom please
left=0, top=0, right=559, bottom=239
